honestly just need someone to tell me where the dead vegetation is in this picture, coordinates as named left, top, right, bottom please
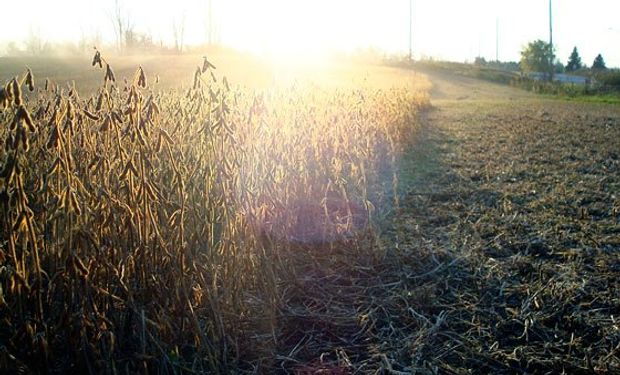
left=0, top=51, right=429, bottom=373
left=1, top=49, right=618, bottom=374
left=365, top=99, right=620, bottom=374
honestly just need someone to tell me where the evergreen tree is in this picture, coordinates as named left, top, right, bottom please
left=592, top=54, right=607, bottom=70
left=565, top=47, right=583, bottom=72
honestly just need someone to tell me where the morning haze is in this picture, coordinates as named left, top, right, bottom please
left=1, top=1, right=619, bottom=374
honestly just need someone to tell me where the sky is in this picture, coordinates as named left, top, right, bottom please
left=0, top=0, right=618, bottom=67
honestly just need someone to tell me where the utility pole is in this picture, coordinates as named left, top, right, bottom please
left=549, top=0, right=554, bottom=81
left=408, top=0, right=412, bottom=60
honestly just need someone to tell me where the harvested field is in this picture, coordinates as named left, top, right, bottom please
left=0, top=54, right=618, bottom=374
left=354, top=71, right=620, bottom=373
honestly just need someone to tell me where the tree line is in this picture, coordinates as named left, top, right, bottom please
left=1, top=0, right=208, bottom=56
left=520, top=40, right=608, bottom=77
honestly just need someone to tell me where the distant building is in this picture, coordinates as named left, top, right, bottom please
left=554, top=74, right=590, bottom=85
left=527, top=72, right=591, bottom=85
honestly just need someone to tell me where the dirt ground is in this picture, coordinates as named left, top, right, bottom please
left=385, top=70, right=619, bottom=373
left=276, top=69, right=620, bottom=374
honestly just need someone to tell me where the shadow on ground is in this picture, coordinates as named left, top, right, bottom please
left=269, top=71, right=620, bottom=373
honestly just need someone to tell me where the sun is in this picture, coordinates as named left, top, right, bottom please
left=220, top=0, right=337, bottom=64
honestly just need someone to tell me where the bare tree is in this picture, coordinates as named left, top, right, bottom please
left=172, top=14, right=186, bottom=53
left=25, top=27, right=45, bottom=55
left=110, top=0, right=133, bottom=53
left=77, top=29, right=103, bottom=55
left=124, top=25, right=138, bottom=51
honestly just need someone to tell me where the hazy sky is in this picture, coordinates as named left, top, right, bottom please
left=1, top=0, right=619, bottom=67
